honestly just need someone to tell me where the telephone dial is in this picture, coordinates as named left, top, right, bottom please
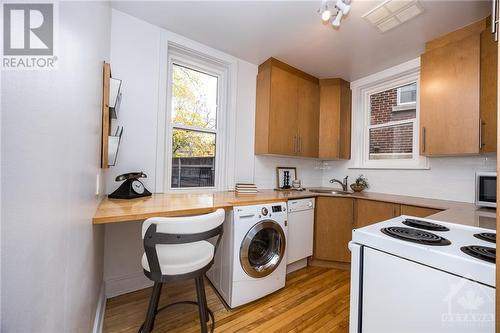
left=108, top=172, right=152, bottom=199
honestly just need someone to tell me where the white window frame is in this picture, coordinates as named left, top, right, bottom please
left=350, top=57, right=429, bottom=170
left=154, top=37, right=237, bottom=192
left=396, top=83, right=417, bottom=106
left=165, top=54, right=225, bottom=191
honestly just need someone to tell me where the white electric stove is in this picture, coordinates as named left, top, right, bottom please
left=349, top=215, right=495, bottom=333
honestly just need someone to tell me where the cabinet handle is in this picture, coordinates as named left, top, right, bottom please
left=493, top=0, right=499, bottom=41
left=293, top=135, right=297, bottom=153
left=298, top=136, right=302, bottom=153
left=479, top=119, right=485, bottom=149
left=422, top=127, right=426, bottom=153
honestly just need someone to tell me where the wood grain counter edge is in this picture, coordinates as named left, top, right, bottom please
left=92, top=190, right=477, bottom=225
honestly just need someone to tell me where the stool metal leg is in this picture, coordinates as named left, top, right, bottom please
left=143, top=282, right=162, bottom=332
left=149, top=283, right=163, bottom=331
left=199, top=277, right=210, bottom=322
left=195, top=276, right=208, bottom=333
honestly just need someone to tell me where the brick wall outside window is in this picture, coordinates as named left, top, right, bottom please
left=369, top=88, right=415, bottom=156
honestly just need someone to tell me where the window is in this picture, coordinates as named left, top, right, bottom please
left=397, top=83, right=417, bottom=105
left=166, top=53, right=226, bottom=189
left=368, top=83, right=416, bottom=161
left=350, top=58, right=428, bottom=169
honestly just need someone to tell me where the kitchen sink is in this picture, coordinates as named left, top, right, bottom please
left=308, top=188, right=352, bottom=195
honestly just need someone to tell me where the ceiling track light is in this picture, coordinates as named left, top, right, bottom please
left=318, top=0, right=351, bottom=29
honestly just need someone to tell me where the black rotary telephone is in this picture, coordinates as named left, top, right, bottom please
left=108, top=172, right=152, bottom=199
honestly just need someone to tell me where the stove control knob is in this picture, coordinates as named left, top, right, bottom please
left=307, top=201, right=313, bottom=208
left=261, top=207, right=269, bottom=216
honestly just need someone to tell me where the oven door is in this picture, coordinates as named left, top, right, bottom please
left=357, top=247, right=494, bottom=333
left=476, top=173, right=497, bottom=208
left=240, top=220, right=286, bottom=278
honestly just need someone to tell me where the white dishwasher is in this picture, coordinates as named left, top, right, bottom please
left=287, top=198, right=315, bottom=265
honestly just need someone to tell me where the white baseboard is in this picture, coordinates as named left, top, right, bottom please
left=92, top=284, right=106, bottom=333
left=105, top=271, right=153, bottom=298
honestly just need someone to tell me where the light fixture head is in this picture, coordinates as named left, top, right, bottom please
left=321, top=8, right=332, bottom=21
left=335, top=0, right=351, bottom=15
left=332, top=11, right=343, bottom=27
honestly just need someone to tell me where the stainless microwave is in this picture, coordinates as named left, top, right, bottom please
left=475, top=172, right=497, bottom=208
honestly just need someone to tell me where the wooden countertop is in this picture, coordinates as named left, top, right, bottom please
left=92, top=189, right=494, bottom=229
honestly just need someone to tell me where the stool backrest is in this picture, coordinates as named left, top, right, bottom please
left=142, top=209, right=225, bottom=280
left=142, top=209, right=225, bottom=238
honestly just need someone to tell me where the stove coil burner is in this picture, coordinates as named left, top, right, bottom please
left=461, top=245, right=496, bottom=263
left=381, top=226, right=451, bottom=246
left=473, top=233, right=496, bottom=244
left=402, top=218, right=450, bottom=232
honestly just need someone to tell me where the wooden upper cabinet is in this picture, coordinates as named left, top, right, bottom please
left=420, top=17, right=497, bottom=156
left=420, top=33, right=481, bottom=155
left=354, top=199, right=400, bottom=229
left=314, top=197, right=354, bottom=263
left=269, top=66, right=299, bottom=155
left=297, top=77, right=320, bottom=157
left=255, top=58, right=319, bottom=157
left=318, top=79, right=352, bottom=160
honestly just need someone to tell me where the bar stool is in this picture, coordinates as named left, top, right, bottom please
left=139, top=209, right=225, bottom=333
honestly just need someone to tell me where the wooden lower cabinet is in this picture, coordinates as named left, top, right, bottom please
left=354, top=199, right=400, bottom=228
left=312, top=198, right=442, bottom=266
left=400, top=204, right=442, bottom=218
left=313, top=197, right=354, bottom=263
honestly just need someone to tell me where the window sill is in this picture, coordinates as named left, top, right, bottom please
left=348, top=165, right=430, bottom=170
left=392, top=103, right=416, bottom=112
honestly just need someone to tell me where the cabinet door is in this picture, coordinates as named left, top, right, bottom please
left=400, top=205, right=441, bottom=218
left=318, top=79, right=351, bottom=160
left=354, top=200, right=400, bottom=228
left=268, top=66, right=299, bottom=155
left=314, top=197, right=354, bottom=263
left=297, top=77, right=319, bottom=157
left=480, top=24, right=498, bottom=153
left=420, top=34, right=480, bottom=155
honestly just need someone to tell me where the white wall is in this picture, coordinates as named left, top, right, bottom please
left=322, top=156, right=496, bottom=203
left=1, top=2, right=110, bottom=332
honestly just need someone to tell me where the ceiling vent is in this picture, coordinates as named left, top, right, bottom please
left=363, top=0, right=424, bottom=33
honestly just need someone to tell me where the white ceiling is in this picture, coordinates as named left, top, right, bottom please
left=111, top=1, right=491, bottom=81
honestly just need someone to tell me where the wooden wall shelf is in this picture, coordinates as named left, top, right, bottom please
left=101, top=62, right=111, bottom=168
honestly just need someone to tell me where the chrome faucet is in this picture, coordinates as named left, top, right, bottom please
left=330, top=176, right=349, bottom=192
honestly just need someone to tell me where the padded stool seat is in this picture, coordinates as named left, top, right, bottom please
left=141, top=241, right=215, bottom=276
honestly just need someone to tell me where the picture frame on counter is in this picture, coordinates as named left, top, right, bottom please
left=276, top=167, right=297, bottom=189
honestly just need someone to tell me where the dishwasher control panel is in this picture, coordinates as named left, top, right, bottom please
left=288, top=198, right=315, bottom=213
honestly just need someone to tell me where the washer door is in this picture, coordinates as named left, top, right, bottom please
left=240, top=220, right=286, bottom=278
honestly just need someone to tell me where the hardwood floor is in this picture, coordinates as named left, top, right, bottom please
left=103, top=266, right=351, bottom=333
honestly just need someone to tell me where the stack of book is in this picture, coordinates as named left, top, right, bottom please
left=235, top=183, right=258, bottom=194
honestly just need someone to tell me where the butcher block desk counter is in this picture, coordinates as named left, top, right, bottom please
left=92, top=189, right=494, bottom=229
left=92, top=190, right=306, bottom=224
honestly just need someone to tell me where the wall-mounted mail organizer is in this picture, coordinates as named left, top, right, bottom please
left=101, top=62, right=123, bottom=168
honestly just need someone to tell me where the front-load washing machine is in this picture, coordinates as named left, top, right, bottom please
left=207, top=202, right=288, bottom=308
